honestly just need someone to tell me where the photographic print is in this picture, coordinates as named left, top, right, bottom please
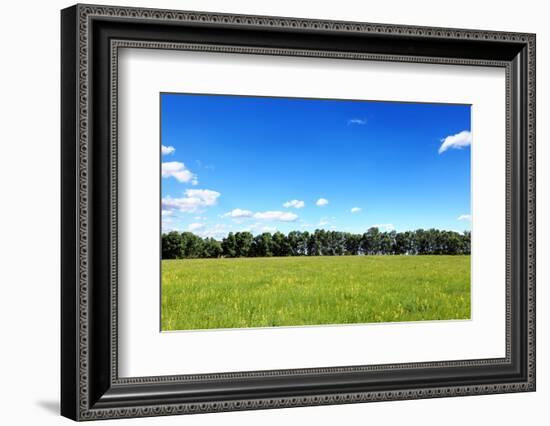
left=160, top=93, right=472, bottom=331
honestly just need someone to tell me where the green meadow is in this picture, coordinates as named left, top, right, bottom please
left=161, top=255, right=470, bottom=331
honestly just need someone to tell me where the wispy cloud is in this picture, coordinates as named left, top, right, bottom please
left=162, top=212, right=182, bottom=232
left=259, top=226, right=277, bottom=233
left=439, top=130, right=472, bottom=154
left=161, top=145, right=175, bottom=155
left=457, top=214, right=472, bottom=221
left=223, top=208, right=254, bottom=218
left=196, top=224, right=228, bottom=239
left=195, top=159, right=216, bottom=170
left=316, top=198, right=329, bottom=206
left=196, top=223, right=279, bottom=239
left=162, top=223, right=183, bottom=233
left=253, top=211, right=298, bottom=222
left=347, top=118, right=367, bottom=125
left=250, top=223, right=278, bottom=233
left=188, top=223, right=205, bottom=231
left=283, top=199, right=305, bottom=209
left=162, top=161, right=198, bottom=185
left=223, top=209, right=298, bottom=222
left=350, top=207, right=362, bottom=213
left=372, top=223, right=395, bottom=231
left=162, top=189, right=220, bottom=213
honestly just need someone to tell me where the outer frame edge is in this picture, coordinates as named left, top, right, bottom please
left=60, top=4, right=80, bottom=422
left=68, top=4, right=536, bottom=421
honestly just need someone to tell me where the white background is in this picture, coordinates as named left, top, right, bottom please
left=0, top=0, right=547, bottom=425
left=119, top=49, right=506, bottom=376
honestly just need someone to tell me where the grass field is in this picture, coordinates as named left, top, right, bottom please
left=161, top=255, right=470, bottom=331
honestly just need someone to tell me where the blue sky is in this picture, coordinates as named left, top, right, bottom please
left=161, top=93, right=471, bottom=238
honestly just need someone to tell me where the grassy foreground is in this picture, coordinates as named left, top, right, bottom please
left=161, top=255, right=470, bottom=331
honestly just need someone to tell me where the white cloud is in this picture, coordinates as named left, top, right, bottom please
left=253, top=211, right=298, bottom=222
left=372, top=223, right=395, bottom=231
left=318, top=220, right=329, bottom=226
left=161, top=145, right=175, bottom=155
left=222, top=209, right=298, bottom=222
left=162, top=161, right=198, bottom=184
left=162, top=223, right=182, bottom=232
left=197, top=224, right=228, bottom=239
left=316, top=198, right=329, bottom=206
left=186, top=189, right=219, bottom=204
left=162, top=189, right=220, bottom=213
left=161, top=210, right=173, bottom=217
left=457, top=214, right=472, bottom=221
left=223, top=208, right=254, bottom=218
left=348, top=118, right=366, bottom=125
left=196, top=223, right=279, bottom=239
left=283, top=199, right=305, bottom=209
left=188, top=223, right=205, bottom=231
left=162, top=214, right=182, bottom=232
left=439, top=130, right=472, bottom=154
left=350, top=207, right=362, bottom=213
left=250, top=223, right=278, bottom=233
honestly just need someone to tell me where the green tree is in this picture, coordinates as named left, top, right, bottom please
left=314, top=229, right=330, bottom=256
left=221, top=232, right=237, bottom=257
left=394, top=231, right=412, bottom=254
left=180, top=232, right=204, bottom=258
left=252, top=232, right=273, bottom=257
left=161, top=231, right=183, bottom=259
left=286, top=231, right=301, bottom=256
left=161, top=228, right=472, bottom=259
left=379, top=230, right=396, bottom=255
left=329, top=231, right=346, bottom=255
left=307, top=231, right=320, bottom=256
left=272, top=231, right=291, bottom=256
left=462, top=231, right=471, bottom=254
left=202, top=237, right=222, bottom=258
left=235, top=232, right=254, bottom=257
left=414, top=229, right=429, bottom=254
left=361, top=227, right=380, bottom=255
left=298, top=231, right=310, bottom=255
left=345, top=233, right=362, bottom=255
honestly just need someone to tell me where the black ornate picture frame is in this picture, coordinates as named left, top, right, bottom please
left=61, top=4, right=536, bottom=421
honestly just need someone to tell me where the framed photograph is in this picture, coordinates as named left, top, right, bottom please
left=61, top=4, right=536, bottom=421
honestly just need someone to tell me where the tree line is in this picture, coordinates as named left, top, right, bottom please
left=162, top=227, right=471, bottom=259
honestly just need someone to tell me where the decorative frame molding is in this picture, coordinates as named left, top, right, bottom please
left=61, top=4, right=535, bottom=421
